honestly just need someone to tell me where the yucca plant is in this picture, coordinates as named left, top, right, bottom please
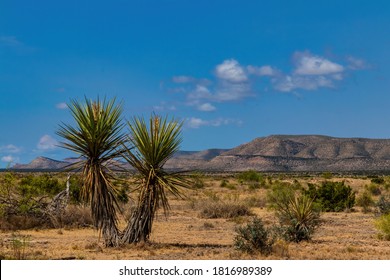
left=57, top=97, right=125, bottom=247
left=121, top=115, right=192, bottom=243
left=274, top=194, right=320, bottom=242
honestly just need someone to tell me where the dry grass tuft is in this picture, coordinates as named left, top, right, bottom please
left=198, top=200, right=252, bottom=219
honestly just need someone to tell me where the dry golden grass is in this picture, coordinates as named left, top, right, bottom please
left=1, top=174, right=390, bottom=260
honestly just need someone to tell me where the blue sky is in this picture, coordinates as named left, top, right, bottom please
left=1, top=0, right=390, bottom=166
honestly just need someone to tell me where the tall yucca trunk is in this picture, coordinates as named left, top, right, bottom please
left=122, top=184, right=157, bottom=243
left=83, top=164, right=121, bottom=246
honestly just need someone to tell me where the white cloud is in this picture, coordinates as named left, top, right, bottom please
left=172, top=75, right=195, bottom=83
left=215, top=59, right=248, bottom=83
left=188, top=85, right=212, bottom=100
left=270, top=52, right=352, bottom=92
left=56, top=102, right=68, bottom=109
left=197, top=103, right=216, bottom=112
left=331, top=73, right=343, bottom=80
left=186, top=81, right=253, bottom=103
left=273, top=75, right=335, bottom=92
left=185, top=59, right=253, bottom=103
left=0, top=144, right=21, bottom=154
left=168, top=87, right=187, bottom=94
left=211, top=118, right=242, bottom=127
left=346, top=56, right=368, bottom=70
left=187, top=117, right=208, bottom=128
left=186, top=117, right=242, bottom=128
left=215, top=82, right=253, bottom=101
left=294, top=52, right=344, bottom=76
left=1, top=155, right=18, bottom=163
left=169, top=51, right=366, bottom=105
left=247, top=65, right=279, bottom=76
left=153, top=102, right=177, bottom=111
left=37, top=135, right=58, bottom=150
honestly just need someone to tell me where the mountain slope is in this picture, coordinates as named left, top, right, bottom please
left=10, top=135, right=390, bottom=172
left=165, top=149, right=228, bottom=170
left=12, top=157, right=69, bottom=170
left=207, top=135, right=390, bottom=171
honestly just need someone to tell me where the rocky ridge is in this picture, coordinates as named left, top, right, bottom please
left=10, top=135, right=390, bottom=172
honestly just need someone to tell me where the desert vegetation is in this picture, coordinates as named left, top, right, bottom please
left=1, top=171, right=390, bottom=260
left=55, top=97, right=191, bottom=248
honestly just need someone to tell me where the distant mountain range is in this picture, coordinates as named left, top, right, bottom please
left=12, top=157, right=80, bottom=170
left=11, top=135, right=390, bottom=172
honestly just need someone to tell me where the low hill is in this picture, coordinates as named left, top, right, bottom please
left=12, top=157, right=69, bottom=170
left=10, top=135, right=390, bottom=172
left=165, top=149, right=228, bottom=170
left=10, top=150, right=228, bottom=171
left=206, top=135, right=390, bottom=172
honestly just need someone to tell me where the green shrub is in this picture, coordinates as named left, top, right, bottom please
left=19, top=174, right=63, bottom=196
left=304, top=181, right=355, bottom=212
left=234, top=217, right=274, bottom=255
left=10, top=233, right=29, bottom=260
left=190, top=173, right=205, bottom=189
left=375, top=213, right=390, bottom=241
left=247, top=182, right=262, bottom=190
left=322, top=172, right=333, bottom=179
left=0, top=173, right=87, bottom=230
left=68, top=175, right=82, bottom=203
left=366, top=184, right=382, bottom=196
left=267, top=182, right=295, bottom=210
left=273, top=194, right=320, bottom=242
left=220, top=179, right=236, bottom=190
left=0, top=173, right=48, bottom=225
left=356, top=191, right=375, bottom=213
left=237, top=170, right=267, bottom=190
left=291, top=179, right=302, bottom=189
left=377, top=195, right=390, bottom=215
left=220, top=179, right=228, bottom=188
left=237, top=170, right=264, bottom=182
left=371, top=177, right=385, bottom=185
left=116, top=187, right=129, bottom=204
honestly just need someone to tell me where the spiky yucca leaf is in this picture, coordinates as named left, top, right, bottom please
left=124, top=115, right=190, bottom=212
left=56, top=97, right=125, bottom=246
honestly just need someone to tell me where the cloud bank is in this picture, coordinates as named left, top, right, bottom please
left=186, top=117, right=242, bottom=129
left=163, top=50, right=367, bottom=129
left=169, top=51, right=367, bottom=106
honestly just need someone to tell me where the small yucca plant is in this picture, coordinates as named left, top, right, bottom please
left=275, top=194, right=320, bottom=242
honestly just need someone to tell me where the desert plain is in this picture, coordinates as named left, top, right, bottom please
left=1, top=173, right=390, bottom=260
